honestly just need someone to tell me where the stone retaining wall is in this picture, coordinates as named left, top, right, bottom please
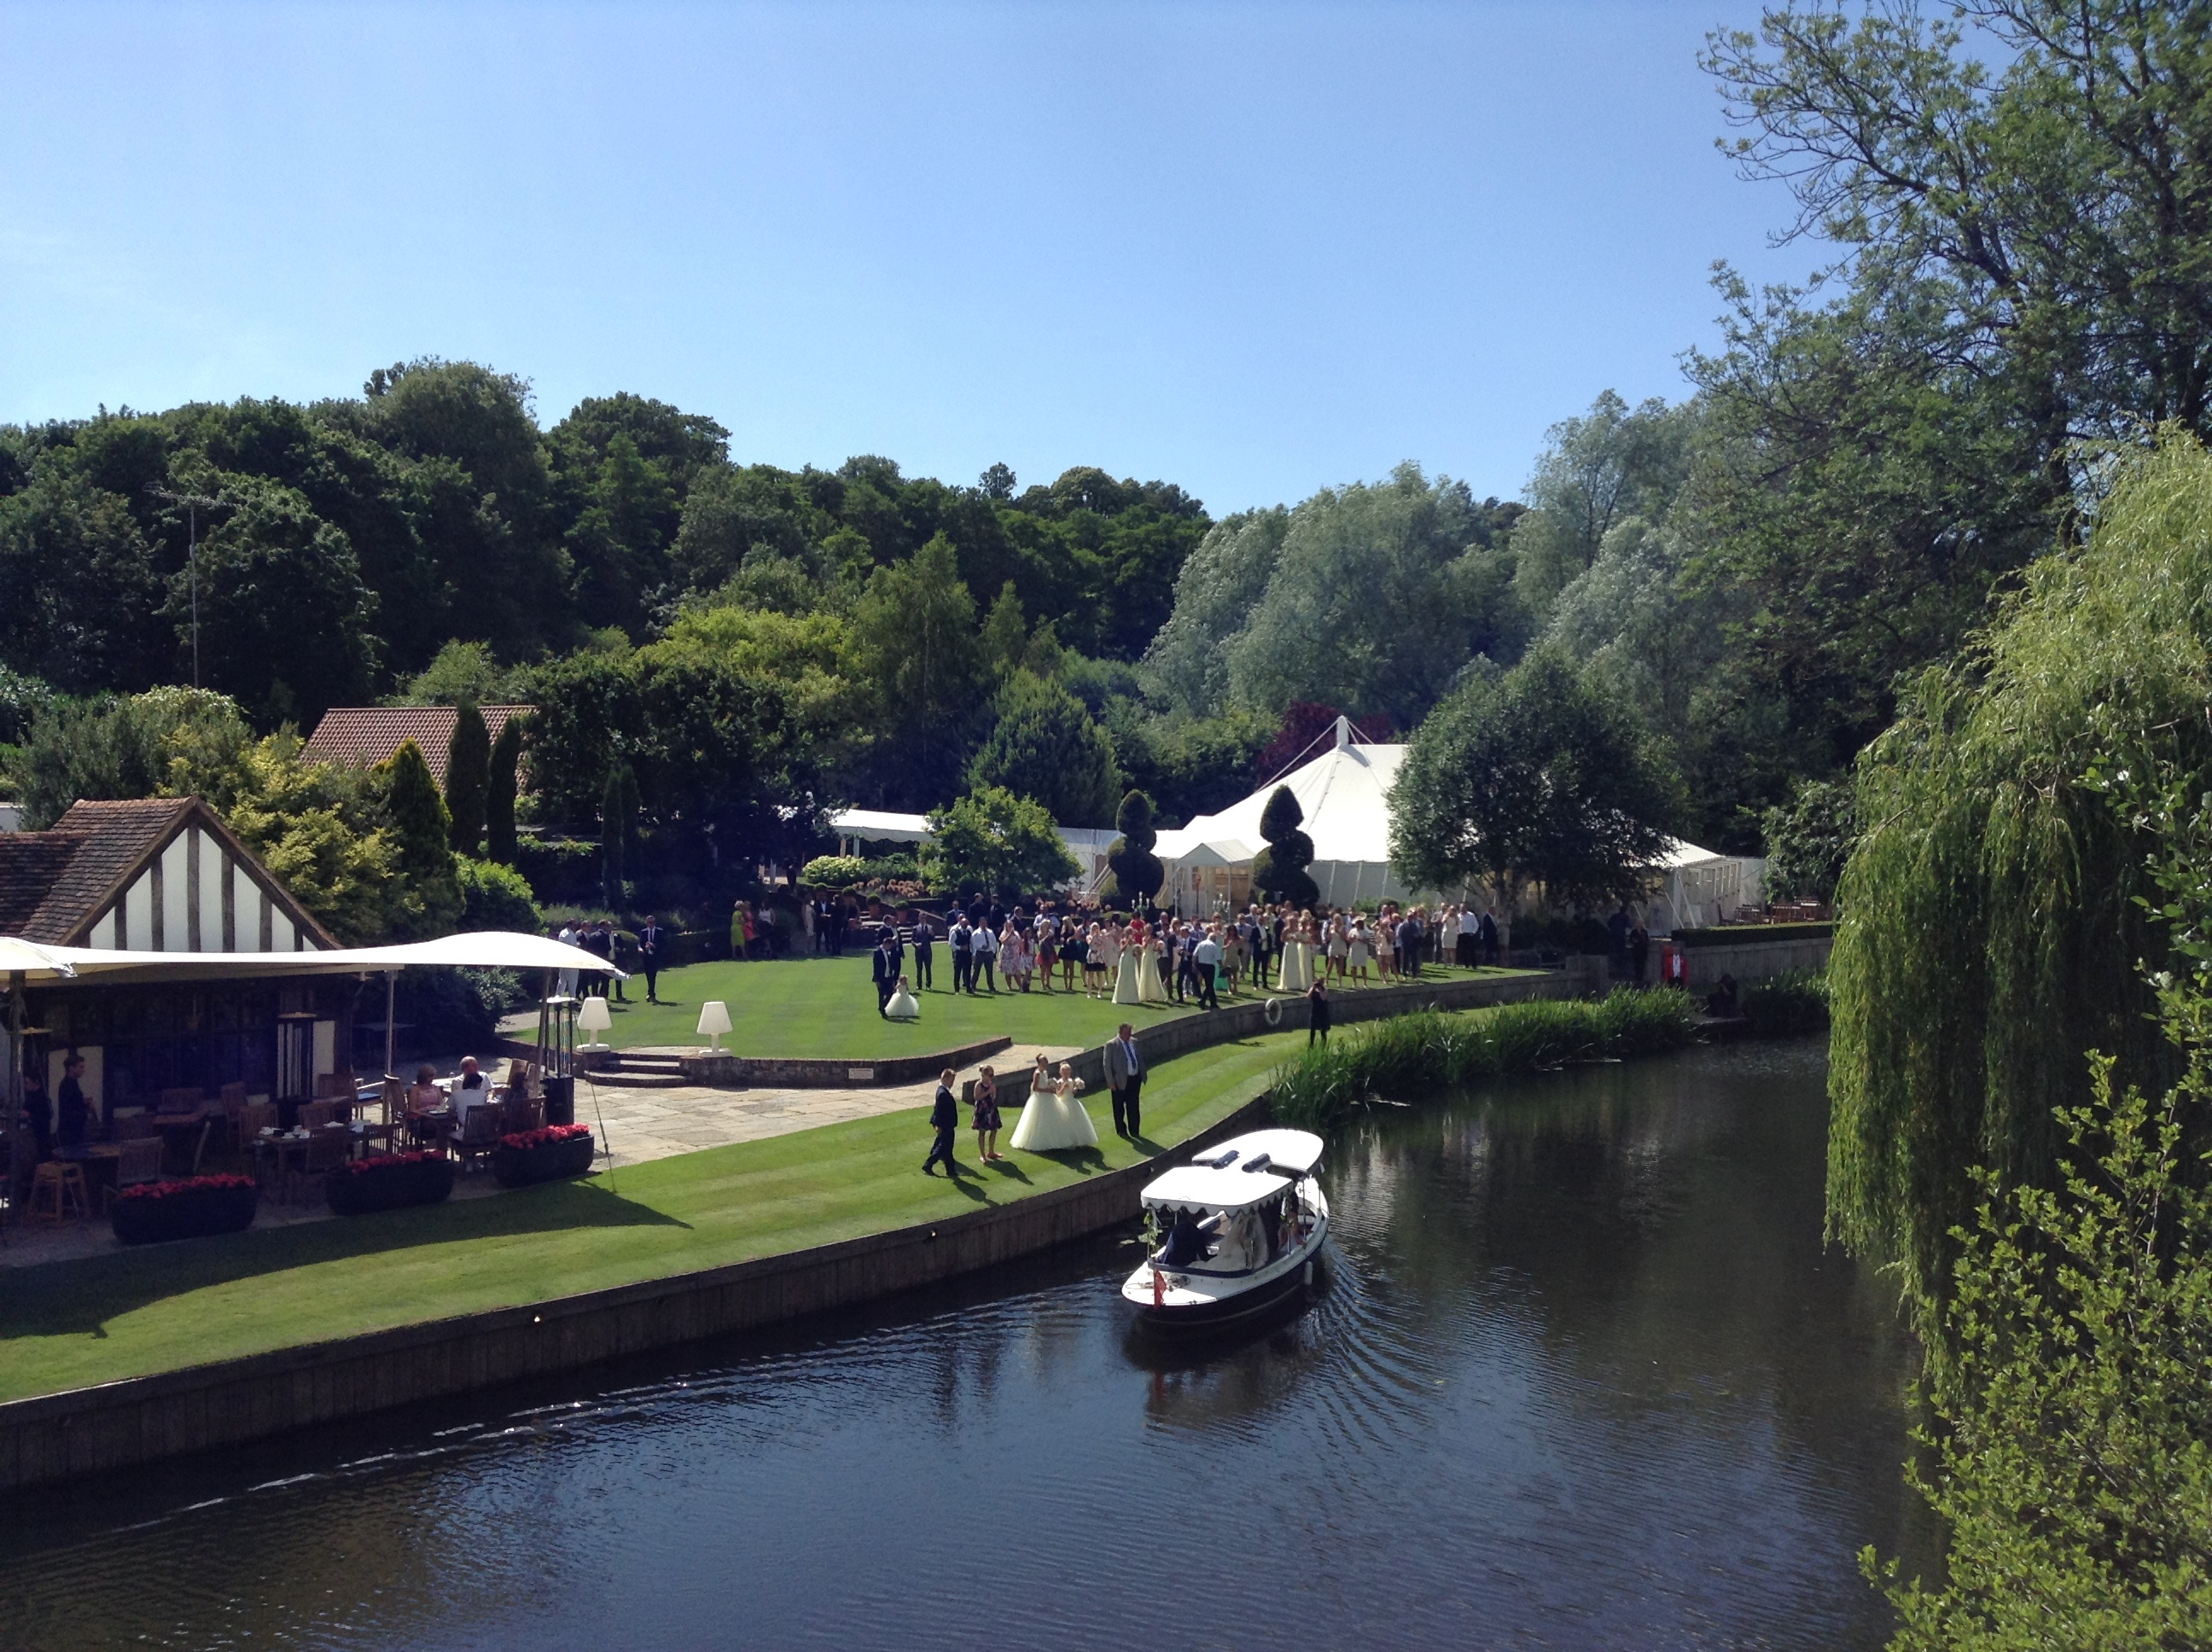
left=492, top=1036, right=1016, bottom=1089
left=0, top=963, right=1610, bottom=1492
left=1679, top=935, right=1833, bottom=989
left=0, top=1096, right=1269, bottom=1492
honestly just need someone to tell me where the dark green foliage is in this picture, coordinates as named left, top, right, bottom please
left=1868, top=759, right=2212, bottom=1645
left=1761, top=778, right=1855, bottom=902
left=1106, top=788, right=1163, bottom=905
left=1252, top=784, right=1318, bottom=906
left=1267, top=992, right=1697, bottom=1129
left=602, top=761, right=638, bottom=912
left=1389, top=653, right=1678, bottom=910
left=484, top=713, right=521, bottom=864
left=378, top=738, right=461, bottom=939
left=456, top=856, right=541, bottom=933
left=922, top=786, right=1078, bottom=899
left=965, top=670, right=1121, bottom=828
left=1828, top=437, right=2212, bottom=1329
left=0, top=663, right=52, bottom=746
left=1737, top=970, right=1829, bottom=1038
left=445, top=700, right=490, bottom=854
left=20, top=687, right=253, bottom=829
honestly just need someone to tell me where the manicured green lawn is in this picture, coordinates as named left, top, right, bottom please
left=0, top=1032, right=1301, bottom=1404
left=579, top=951, right=1532, bottom=1056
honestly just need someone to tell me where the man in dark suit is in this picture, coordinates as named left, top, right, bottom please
left=1104, top=1022, right=1144, bottom=1138
left=873, top=934, right=901, bottom=1016
left=579, top=920, right=612, bottom=998
left=923, top=1068, right=958, bottom=1175
left=911, top=913, right=934, bottom=989
left=637, top=915, right=667, bottom=1003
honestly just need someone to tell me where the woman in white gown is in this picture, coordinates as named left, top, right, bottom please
left=1135, top=935, right=1168, bottom=1004
left=1113, top=921, right=1144, bottom=1006
left=1277, top=918, right=1312, bottom=992
left=1009, top=1057, right=1097, bottom=1150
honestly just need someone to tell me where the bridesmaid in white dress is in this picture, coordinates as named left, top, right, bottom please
left=1009, top=1057, right=1097, bottom=1150
left=1112, top=922, right=1143, bottom=1005
left=1136, top=936, right=1168, bottom=1004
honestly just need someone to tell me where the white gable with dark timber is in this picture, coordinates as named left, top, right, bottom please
left=86, top=822, right=318, bottom=953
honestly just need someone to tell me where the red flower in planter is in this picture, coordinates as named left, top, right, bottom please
left=116, top=1173, right=258, bottom=1202
left=498, top=1124, right=594, bottom=1151
left=342, top=1149, right=444, bottom=1177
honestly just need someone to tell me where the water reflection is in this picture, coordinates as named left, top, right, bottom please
left=0, top=1041, right=1933, bottom=1651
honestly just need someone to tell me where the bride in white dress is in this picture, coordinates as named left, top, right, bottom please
left=1113, top=924, right=1143, bottom=1006
left=1009, top=1057, right=1097, bottom=1151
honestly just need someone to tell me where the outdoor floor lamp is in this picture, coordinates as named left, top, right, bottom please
left=577, top=994, right=613, bottom=1051
left=697, top=1000, right=732, bottom=1053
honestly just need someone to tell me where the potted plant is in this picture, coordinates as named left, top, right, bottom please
left=111, top=1173, right=260, bottom=1245
left=492, top=1123, right=597, bottom=1188
left=324, top=1150, right=458, bottom=1216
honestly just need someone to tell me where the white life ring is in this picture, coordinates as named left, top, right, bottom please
left=1265, top=996, right=1287, bottom=1027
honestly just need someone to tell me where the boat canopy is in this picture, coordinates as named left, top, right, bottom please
left=1141, top=1164, right=1291, bottom=1213
left=1188, top=1129, right=1324, bottom=1178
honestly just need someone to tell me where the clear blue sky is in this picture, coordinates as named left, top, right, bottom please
left=0, top=1, right=1818, bottom=515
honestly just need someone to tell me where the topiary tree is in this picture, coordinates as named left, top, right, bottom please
left=1251, top=784, right=1319, bottom=906
left=378, top=738, right=462, bottom=938
left=445, top=699, right=491, bottom=855
left=484, top=713, right=522, bottom=865
left=1106, top=788, right=1164, bottom=906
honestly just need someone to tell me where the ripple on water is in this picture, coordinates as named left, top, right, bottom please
left=0, top=1042, right=1929, bottom=1652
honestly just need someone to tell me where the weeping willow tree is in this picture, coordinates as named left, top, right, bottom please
left=1829, top=435, right=2212, bottom=1326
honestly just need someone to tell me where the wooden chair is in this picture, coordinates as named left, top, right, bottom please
left=237, top=1102, right=277, bottom=1143
left=114, top=1111, right=162, bottom=1141
left=103, top=1137, right=165, bottom=1211
left=505, top=1095, right=544, bottom=1135
left=288, top=1130, right=352, bottom=1202
left=28, top=1161, right=89, bottom=1225
left=453, top=1106, right=504, bottom=1173
left=297, top=1100, right=340, bottom=1131
left=379, top=1076, right=406, bottom=1128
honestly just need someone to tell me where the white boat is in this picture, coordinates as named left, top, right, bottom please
left=1121, top=1128, right=1330, bottom=1328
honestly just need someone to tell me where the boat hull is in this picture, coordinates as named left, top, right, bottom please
left=1121, top=1216, right=1330, bottom=1330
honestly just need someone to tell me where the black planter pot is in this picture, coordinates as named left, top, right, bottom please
left=324, top=1156, right=458, bottom=1216
left=491, top=1132, right=597, bottom=1189
left=112, top=1183, right=259, bottom=1246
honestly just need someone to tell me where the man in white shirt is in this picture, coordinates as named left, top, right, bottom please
left=1190, top=926, right=1222, bottom=1009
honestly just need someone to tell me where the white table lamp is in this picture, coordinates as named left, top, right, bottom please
left=577, top=994, right=614, bottom=1050
left=697, top=999, right=733, bottom=1054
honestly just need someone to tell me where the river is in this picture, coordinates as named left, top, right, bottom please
left=0, top=1038, right=1936, bottom=1650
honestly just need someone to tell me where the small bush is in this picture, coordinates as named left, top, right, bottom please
left=457, top=856, right=542, bottom=932
left=1738, top=969, right=1830, bottom=1037
left=1268, top=990, right=1697, bottom=1128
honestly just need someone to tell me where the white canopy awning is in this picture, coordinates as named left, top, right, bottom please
left=0, top=930, right=621, bottom=985
left=829, top=808, right=934, bottom=846
left=1140, top=1163, right=1292, bottom=1212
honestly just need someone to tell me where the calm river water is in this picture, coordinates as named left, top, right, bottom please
left=1, top=1039, right=1936, bottom=1650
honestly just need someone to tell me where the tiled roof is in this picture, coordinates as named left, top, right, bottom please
left=0, top=797, right=193, bottom=944
left=302, top=705, right=533, bottom=788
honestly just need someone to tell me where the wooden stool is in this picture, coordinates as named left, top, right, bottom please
left=29, top=1161, right=89, bottom=1225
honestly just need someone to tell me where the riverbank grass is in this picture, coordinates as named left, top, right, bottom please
left=544, top=953, right=1536, bottom=1056
left=0, top=1033, right=1294, bottom=1404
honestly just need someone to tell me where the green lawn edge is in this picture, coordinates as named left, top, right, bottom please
left=0, top=1032, right=1301, bottom=1403
left=550, top=954, right=1540, bottom=1058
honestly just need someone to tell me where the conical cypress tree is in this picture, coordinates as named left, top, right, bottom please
left=445, top=699, right=491, bottom=854
left=484, top=713, right=523, bottom=865
left=380, top=738, right=461, bottom=938
left=1252, top=784, right=1318, bottom=906
left=602, top=761, right=637, bottom=912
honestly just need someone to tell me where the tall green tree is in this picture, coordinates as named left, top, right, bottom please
left=1389, top=654, right=1677, bottom=913
left=851, top=532, right=985, bottom=807
left=1827, top=436, right=2212, bottom=1327
left=377, top=738, right=461, bottom=939
left=445, top=699, right=491, bottom=854
left=965, top=670, right=1121, bottom=828
left=484, top=713, right=522, bottom=864
left=1871, top=757, right=2212, bottom=1649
